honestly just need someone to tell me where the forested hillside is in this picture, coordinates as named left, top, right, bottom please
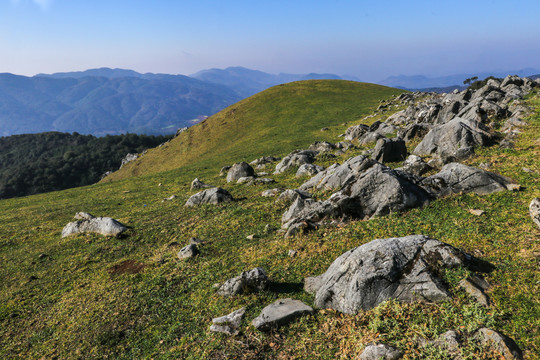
left=0, top=132, right=171, bottom=199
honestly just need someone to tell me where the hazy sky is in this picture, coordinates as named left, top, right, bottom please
left=1, top=0, right=539, bottom=81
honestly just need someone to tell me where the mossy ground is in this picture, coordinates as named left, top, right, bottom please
left=0, top=85, right=538, bottom=359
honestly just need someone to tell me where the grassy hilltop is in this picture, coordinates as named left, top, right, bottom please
left=104, top=80, right=404, bottom=181
left=0, top=80, right=539, bottom=359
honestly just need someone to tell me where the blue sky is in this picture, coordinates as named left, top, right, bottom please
left=1, top=0, right=539, bottom=81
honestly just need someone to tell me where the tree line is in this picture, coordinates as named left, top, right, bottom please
left=0, top=132, right=172, bottom=199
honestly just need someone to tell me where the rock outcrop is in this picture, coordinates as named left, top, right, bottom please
left=185, top=188, right=234, bottom=206
left=304, top=235, right=492, bottom=313
left=274, top=150, right=318, bottom=174
left=61, top=212, right=128, bottom=238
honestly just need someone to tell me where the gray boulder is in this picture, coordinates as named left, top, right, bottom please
left=274, top=150, right=318, bottom=174
left=398, top=123, right=431, bottom=142
left=250, top=156, right=280, bottom=167
left=305, top=235, right=492, bottom=313
left=261, top=188, right=284, bottom=197
left=227, top=162, right=255, bottom=183
left=296, top=163, right=325, bottom=177
left=421, top=163, right=513, bottom=197
left=251, top=298, right=313, bottom=331
left=413, top=117, right=493, bottom=160
left=185, top=188, right=233, bottom=206
left=276, top=189, right=312, bottom=203
left=530, top=198, right=540, bottom=229
left=359, top=343, right=402, bottom=360
left=371, top=138, right=407, bottom=163
left=61, top=213, right=128, bottom=238
left=217, top=267, right=269, bottom=296
left=210, top=307, right=246, bottom=336
left=476, top=328, right=523, bottom=360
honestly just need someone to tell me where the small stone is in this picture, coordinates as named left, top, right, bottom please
left=217, top=267, right=269, bottom=296
left=264, top=224, right=276, bottom=233
left=177, top=244, right=199, bottom=259
left=506, top=184, right=521, bottom=191
left=359, top=343, right=402, bottom=360
left=189, top=237, right=205, bottom=245
left=246, top=234, right=258, bottom=240
left=469, top=209, right=485, bottom=216
left=530, top=198, right=540, bottom=229
left=288, top=250, right=297, bottom=257
left=158, top=183, right=163, bottom=187
left=321, top=127, right=329, bottom=131
left=476, top=328, right=523, bottom=359
left=459, top=277, right=490, bottom=306
left=162, top=195, right=177, bottom=202
left=262, top=188, right=284, bottom=197
left=252, top=298, right=313, bottom=331
left=38, top=253, right=49, bottom=259
left=210, top=307, right=246, bottom=336
left=522, top=167, right=533, bottom=173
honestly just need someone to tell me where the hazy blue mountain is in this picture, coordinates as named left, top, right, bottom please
left=379, top=68, right=540, bottom=89
left=0, top=72, right=241, bottom=136
left=190, top=66, right=342, bottom=97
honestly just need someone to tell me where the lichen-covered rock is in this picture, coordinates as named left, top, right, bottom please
left=185, top=188, right=233, bottom=206
left=61, top=213, right=128, bottom=238
left=421, top=163, right=513, bottom=196
left=251, top=298, right=313, bottom=331
left=413, top=117, right=493, bottom=160
left=305, top=235, right=493, bottom=313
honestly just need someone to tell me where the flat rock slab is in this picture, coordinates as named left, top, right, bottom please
left=422, top=163, right=513, bottom=196
left=62, top=213, right=128, bottom=238
left=210, top=307, right=246, bottom=336
left=305, top=235, right=493, bottom=313
left=185, top=187, right=233, bottom=206
left=252, top=298, right=313, bottom=331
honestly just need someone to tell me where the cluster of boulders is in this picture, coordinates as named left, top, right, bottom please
left=60, top=76, right=538, bottom=358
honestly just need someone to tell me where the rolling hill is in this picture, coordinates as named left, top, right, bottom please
left=104, top=80, right=404, bottom=181
left=0, top=79, right=538, bottom=359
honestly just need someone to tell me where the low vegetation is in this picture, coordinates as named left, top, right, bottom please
left=0, top=81, right=538, bottom=359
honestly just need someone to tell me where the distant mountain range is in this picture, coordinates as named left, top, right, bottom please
left=378, top=68, right=540, bottom=89
left=1, top=66, right=539, bottom=136
left=0, top=67, right=344, bottom=136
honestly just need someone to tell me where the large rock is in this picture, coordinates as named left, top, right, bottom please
left=274, top=150, right=317, bottom=174
left=421, top=163, right=513, bottom=197
left=227, top=162, right=255, bottom=183
left=251, top=298, right=313, bottom=331
left=119, top=153, right=138, bottom=169
left=305, top=235, right=492, bottom=313
left=61, top=212, right=128, bottom=238
left=413, top=117, right=493, bottom=160
left=359, top=343, right=402, bottom=360
left=371, top=138, right=408, bottom=163
left=217, top=267, right=269, bottom=296
left=185, top=188, right=233, bottom=206
left=530, top=198, right=540, bottom=229
left=397, top=155, right=432, bottom=176
left=285, top=162, right=432, bottom=232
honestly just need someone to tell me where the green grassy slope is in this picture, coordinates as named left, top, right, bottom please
left=104, top=80, right=404, bottom=181
left=0, top=84, right=539, bottom=359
